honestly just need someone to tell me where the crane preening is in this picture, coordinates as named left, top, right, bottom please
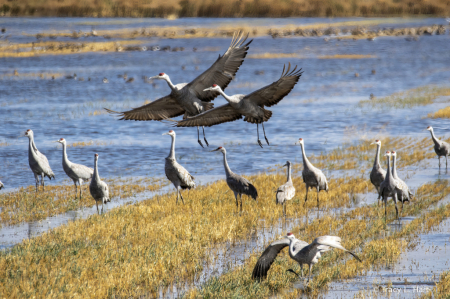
left=175, top=63, right=303, bottom=147
left=252, top=232, right=361, bottom=282
left=22, top=129, right=55, bottom=192
left=106, top=32, right=252, bottom=148
left=211, top=146, right=257, bottom=212
left=163, top=130, right=195, bottom=204
left=56, top=138, right=93, bottom=199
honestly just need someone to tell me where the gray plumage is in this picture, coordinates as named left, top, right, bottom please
left=57, top=138, right=94, bottom=199
left=163, top=130, right=195, bottom=204
left=212, top=146, right=257, bottom=212
left=370, top=140, right=386, bottom=205
left=426, top=126, right=450, bottom=169
left=379, top=151, right=402, bottom=219
left=391, top=151, right=413, bottom=206
left=276, top=161, right=295, bottom=216
left=106, top=32, right=252, bottom=147
left=176, top=63, right=303, bottom=148
left=297, top=138, right=328, bottom=208
left=23, top=129, right=55, bottom=192
left=89, top=153, right=110, bottom=213
left=252, top=233, right=361, bottom=281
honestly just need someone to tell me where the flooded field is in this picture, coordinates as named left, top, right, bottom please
left=1, top=17, right=450, bottom=298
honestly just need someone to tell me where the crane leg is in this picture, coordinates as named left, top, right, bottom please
left=304, top=186, right=309, bottom=206
left=234, top=192, right=239, bottom=210
left=256, top=124, right=263, bottom=148
left=197, top=127, right=204, bottom=148
left=34, top=173, right=39, bottom=192
left=446, top=156, right=448, bottom=169
left=283, top=201, right=286, bottom=217
left=202, top=126, right=209, bottom=147
left=439, top=156, right=441, bottom=168
left=261, top=123, right=270, bottom=145
left=393, top=193, right=399, bottom=219
left=307, top=264, right=313, bottom=283
left=176, top=186, right=179, bottom=204
left=41, top=173, right=45, bottom=191
left=79, top=180, right=83, bottom=199
left=179, top=190, right=185, bottom=205
left=240, top=194, right=243, bottom=213
left=384, top=196, right=387, bottom=220
left=102, top=200, right=104, bottom=214
left=74, top=181, right=78, bottom=199
left=96, top=201, right=99, bottom=214
left=376, top=187, right=380, bottom=206
left=316, top=187, right=320, bottom=209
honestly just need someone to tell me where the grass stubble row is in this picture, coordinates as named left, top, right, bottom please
left=0, top=136, right=444, bottom=297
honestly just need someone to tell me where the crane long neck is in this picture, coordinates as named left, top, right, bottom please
left=429, top=129, right=440, bottom=146
left=386, top=155, right=392, bottom=179
left=61, top=142, right=70, bottom=165
left=286, top=164, right=292, bottom=183
left=164, top=77, right=176, bottom=91
left=168, top=135, right=176, bottom=159
left=288, top=238, right=296, bottom=257
left=300, top=144, right=313, bottom=169
left=222, top=151, right=232, bottom=177
left=93, top=159, right=100, bottom=181
left=373, top=144, right=381, bottom=168
left=28, top=135, right=37, bottom=156
left=218, top=89, right=238, bottom=104
left=392, top=155, right=398, bottom=178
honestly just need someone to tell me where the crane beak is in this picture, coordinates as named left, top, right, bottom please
left=370, top=142, right=375, bottom=145
left=150, top=76, right=159, bottom=80
left=210, top=148, right=221, bottom=152
left=203, top=87, right=212, bottom=92
left=282, top=163, right=288, bottom=167
left=162, top=132, right=168, bottom=136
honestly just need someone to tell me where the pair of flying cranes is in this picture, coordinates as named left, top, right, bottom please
left=106, top=32, right=303, bottom=148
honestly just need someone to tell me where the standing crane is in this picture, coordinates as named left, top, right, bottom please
left=211, top=146, right=257, bottom=212
left=296, top=138, right=328, bottom=209
left=426, top=126, right=450, bottom=169
left=56, top=138, right=93, bottom=199
left=391, top=151, right=413, bottom=211
left=370, top=140, right=386, bottom=205
left=22, top=129, right=55, bottom=192
left=163, top=130, right=195, bottom=204
left=252, top=232, right=361, bottom=282
left=89, top=153, right=110, bottom=213
left=379, top=151, right=402, bottom=219
left=276, top=161, right=295, bottom=216
left=176, top=63, right=303, bottom=147
left=106, top=32, right=252, bottom=148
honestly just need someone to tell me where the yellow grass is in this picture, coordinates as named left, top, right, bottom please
left=0, top=178, right=166, bottom=227
left=421, top=270, right=450, bottom=298
left=427, top=106, right=450, bottom=119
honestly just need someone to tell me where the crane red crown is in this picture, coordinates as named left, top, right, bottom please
left=299, top=138, right=303, bottom=141
left=169, top=130, right=174, bottom=133
left=218, top=146, right=223, bottom=149
left=427, top=126, right=431, bottom=129
left=27, top=129, right=31, bottom=132
left=375, top=139, right=379, bottom=142
left=212, top=84, right=218, bottom=87
left=392, top=151, right=396, bottom=154
left=95, top=153, right=99, bottom=157
left=287, top=232, right=293, bottom=236
left=386, top=151, right=390, bottom=153
left=60, top=138, right=64, bottom=141
left=159, top=73, right=165, bottom=76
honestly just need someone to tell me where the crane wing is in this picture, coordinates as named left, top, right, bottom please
left=245, top=63, right=303, bottom=107
left=104, top=95, right=185, bottom=121
left=308, top=236, right=361, bottom=262
left=252, top=237, right=290, bottom=280
left=188, top=32, right=252, bottom=102
left=175, top=104, right=242, bottom=127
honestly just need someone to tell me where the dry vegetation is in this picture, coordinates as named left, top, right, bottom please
left=1, top=0, right=450, bottom=17
left=0, top=135, right=443, bottom=297
left=0, top=177, right=166, bottom=227
left=358, top=86, right=450, bottom=110
left=422, top=270, right=450, bottom=298
left=427, top=106, right=450, bottom=119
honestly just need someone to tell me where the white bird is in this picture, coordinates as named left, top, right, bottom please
left=426, top=126, right=450, bottom=169
left=370, top=140, right=386, bottom=205
left=89, top=153, right=110, bottom=213
left=23, top=129, right=55, bottom=192
left=276, top=161, right=295, bottom=216
left=252, top=232, right=361, bottom=282
left=106, top=32, right=252, bottom=148
left=162, top=130, right=195, bottom=204
left=56, top=138, right=93, bottom=199
left=297, top=138, right=328, bottom=208
left=211, top=146, right=257, bottom=212
left=176, top=63, right=303, bottom=147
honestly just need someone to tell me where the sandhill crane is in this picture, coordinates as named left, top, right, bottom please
left=163, top=130, right=195, bottom=204
left=56, top=138, right=94, bottom=199
left=426, top=126, right=450, bottom=169
left=211, top=146, right=257, bottom=212
left=379, top=151, right=402, bottom=219
left=296, top=138, right=328, bottom=208
left=276, top=161, right=295, bottom=216
left=252, top=232, right=361, bottom=282
left=106, top=32, right=252, bottom=148
left=22, top=129, right=55, bottom=192
left=176, top=63, right=303, bottom=148
left=89, top=153, right=110, bottom=213
left=370, top=140, right=386, bottom=205
left=0, top=181, right=3, bottom=190
left=391, top=151, right=413, bottom=209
